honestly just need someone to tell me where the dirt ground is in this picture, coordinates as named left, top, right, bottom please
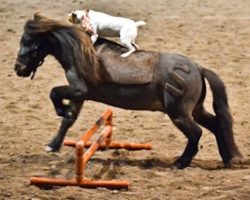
left=0, top=0, right=250, bottom=199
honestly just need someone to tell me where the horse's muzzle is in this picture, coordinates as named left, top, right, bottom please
left=14, top=60, right=32, bottom=77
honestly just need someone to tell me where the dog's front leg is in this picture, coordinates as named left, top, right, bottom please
left=91, top=34, right=98, bottom=43
left=90, top=24, right=98, bottom=44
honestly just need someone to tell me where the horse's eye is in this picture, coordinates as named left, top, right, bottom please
left=18, top=46, right=28, bottom=56
left=33, top=45, right=39, bottom=50
left=18, top=44, right=39, bottom=57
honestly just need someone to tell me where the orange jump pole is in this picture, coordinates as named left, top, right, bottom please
left=30, top=177, right=129, bottom=189
left=64, top=140, right=152, bottom=150
left=30, top=126, right=129, bottom=189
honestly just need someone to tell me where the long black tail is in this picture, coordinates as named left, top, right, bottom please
left=202, top=68, right=242, bottom=164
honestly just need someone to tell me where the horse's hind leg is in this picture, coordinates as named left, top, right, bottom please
left=193, top=105, right=242, bottom=165
left=192, top=105, right=228, bottom=159
left=165, top=99, right=202, bottom=169
left=163, top=69, right=202, bottom=169
left=170, top=113, right=202, bottom=169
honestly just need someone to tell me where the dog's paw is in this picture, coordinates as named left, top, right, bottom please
left=121, top=52, right=131, bottom=58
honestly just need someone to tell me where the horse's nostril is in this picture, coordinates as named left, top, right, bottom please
left=14, top=61, right=26, bottom=72
left=15, top=63, right=21, bottom=71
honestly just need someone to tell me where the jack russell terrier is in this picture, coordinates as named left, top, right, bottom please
left=68, top=9, right=146, bottom=57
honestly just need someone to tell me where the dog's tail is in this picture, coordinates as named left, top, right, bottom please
left=135, top=20, right=146, bottom=27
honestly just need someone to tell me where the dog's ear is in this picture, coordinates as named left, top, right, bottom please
left=68, top=13, right=72, bottom=23
left=68, top=12, right=77, bottom=23
left=72, top=13, right=77, bottom=21
left=34, top=11, right=43, bottom=21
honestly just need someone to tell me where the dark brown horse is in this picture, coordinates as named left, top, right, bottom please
left=14, top=13, right=242, bottom=169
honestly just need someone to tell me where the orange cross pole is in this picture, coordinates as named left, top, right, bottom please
left=83, top=126, right=112, bottom=164
left=66, top=109, right=113, bottom=145
left=30, top=125, right=129, bottom=189
left=104, top=110, right=112, bottom=145
left=30, top=109, right=152, bottom=190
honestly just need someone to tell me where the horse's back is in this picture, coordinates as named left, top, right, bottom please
left=94, top=38, right=203, bottom=106
left=95, top=38, right=160, bottom=84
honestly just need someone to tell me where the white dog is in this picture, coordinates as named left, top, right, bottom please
left=68, top=10, right=146, bottom=57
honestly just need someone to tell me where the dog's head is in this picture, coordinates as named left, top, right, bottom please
left=68, top=10, right=85, bottom=24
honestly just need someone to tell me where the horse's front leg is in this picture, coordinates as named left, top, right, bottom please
left=50, top=86, right=85, bottom=117
left=46, top=86, right=85, bottom=152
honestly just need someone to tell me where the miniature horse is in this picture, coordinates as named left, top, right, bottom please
left=14, top=13, right=242, bottom=169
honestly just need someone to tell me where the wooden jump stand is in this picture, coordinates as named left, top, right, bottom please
left=30, top=109, right=152, bottom=189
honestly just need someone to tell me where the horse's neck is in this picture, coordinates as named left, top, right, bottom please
left=52, top=43, right=102, bottom=86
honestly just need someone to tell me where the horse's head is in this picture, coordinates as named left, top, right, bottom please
left=14, top=12, right=100, bottom=83
left=14, top=13, right=54, bottom=79
left=14, top=31, right=48, bottom=79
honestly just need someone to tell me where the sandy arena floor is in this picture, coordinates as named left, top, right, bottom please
left=0, top=0, right=250, bottom=199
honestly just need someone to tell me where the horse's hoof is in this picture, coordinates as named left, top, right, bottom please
left=45, top=145, right=59, bottom=152
left=45, top=144, right=61, bottom=154
left=45, top=145, right=54, bottom=152
left=171, top=163, right=184, bottom=170
left=231, top=155, right=244, bottom=164
left=224, top=156, right=244, bottom=168
left=172, top=159, right=190, bottom=169
left=171, top=165, right=179, bottom=170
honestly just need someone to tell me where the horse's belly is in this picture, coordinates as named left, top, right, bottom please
left=87, top=83, right=165, bottom=112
